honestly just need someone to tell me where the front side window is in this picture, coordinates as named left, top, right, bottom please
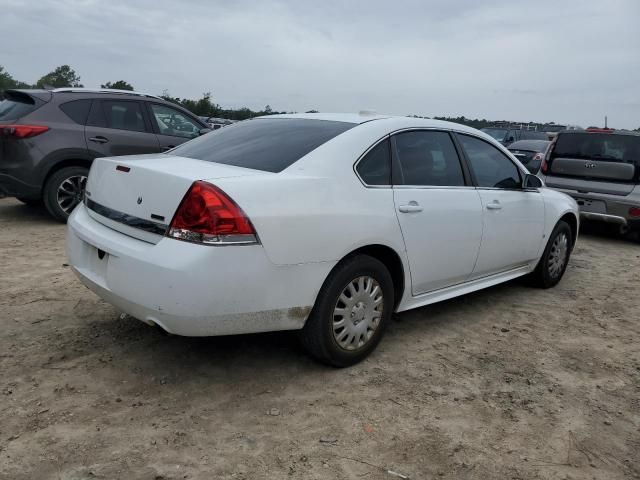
left=150, top=104, right=201, bottom=139
left=356, top=138, right=391, bottom=185
left=101, top=101, right=147, bottom=132
left=458, top=134, right=521, bottom=189
left=394, top=130, right=465, bottom=186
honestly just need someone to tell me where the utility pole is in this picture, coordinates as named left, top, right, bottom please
left=605, top=115, right=608, bottom=128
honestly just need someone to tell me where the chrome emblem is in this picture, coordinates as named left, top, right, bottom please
left=137, top=196, right=143, bottom=205
left=585, top=162, right=596, bottom=169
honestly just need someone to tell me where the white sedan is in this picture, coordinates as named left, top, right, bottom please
left=67, top=113, right=578, bottom=366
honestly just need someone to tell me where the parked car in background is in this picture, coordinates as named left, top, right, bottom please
left=538, top=130, right=640, bottom=234
left=508, top=139, right=550, bottom=174
left=67, top=113, right=578, bottom=366
left=481, top=127, right=548, bottom=146
left=0, top=88, right=210, bottom=221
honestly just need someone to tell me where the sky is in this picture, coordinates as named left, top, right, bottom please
left=1, top=0, right=639, bottom=128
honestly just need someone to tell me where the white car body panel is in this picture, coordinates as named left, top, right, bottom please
left=67, top=113, right=579, bottom=336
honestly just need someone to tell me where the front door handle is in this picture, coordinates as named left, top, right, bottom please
left=89, top=136, right=108, bottom=144
left=161, top=145, right=176, bottom=151
left=486, top=200, right=502, bottom=210
left=398, top=201, right=423, bottom=213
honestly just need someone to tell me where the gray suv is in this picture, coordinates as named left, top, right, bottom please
left=0, top=88, right=209, bottom=221
left=538, top=130, right=640, bottom=233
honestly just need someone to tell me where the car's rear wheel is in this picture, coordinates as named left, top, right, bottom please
left=43, top=166, right=88, bottom=222
left=530, top=220, right=572, bottom=288
left=300, top=255, right=394, bottom=367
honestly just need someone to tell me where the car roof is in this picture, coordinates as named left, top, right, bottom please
left=258, top=113, right=488, bottom=135
left=559, top=129, right=640, bottom=138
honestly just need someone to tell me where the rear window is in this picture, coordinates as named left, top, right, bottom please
left=0, top=92, right=40, bottom=121
left=553, top=133, right=640, bottom=165
left=170, top=118, right=355, bottom=173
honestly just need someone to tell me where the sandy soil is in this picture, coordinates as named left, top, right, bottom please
left=0, top=197, right=638, bottom=480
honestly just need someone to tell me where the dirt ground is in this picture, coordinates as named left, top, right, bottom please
left=0, top=197, right=638, bottom=480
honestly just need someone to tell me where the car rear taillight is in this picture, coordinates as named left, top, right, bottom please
left=167, top=181, right=258, bottom=245
left=540, top=137, right=557, bottom=175
left=0, top=124, right=49, bottom=139
left=629, top=207, right=640, bottom=218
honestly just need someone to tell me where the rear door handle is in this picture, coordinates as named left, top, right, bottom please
left=486, top=200, right=502, bottom=210
left=89, top=136, right=108, bottom=144
left=398, top=201, right=423, bottom=213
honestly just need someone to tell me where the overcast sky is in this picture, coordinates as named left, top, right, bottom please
left=2, top=0, right=638, bottom=128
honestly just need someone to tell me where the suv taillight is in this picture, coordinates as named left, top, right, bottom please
left=540, top=137, right=557, bottom=175
left=167, top=181, right=258, bottom=245
left=0, top=124, right=49, bottom=139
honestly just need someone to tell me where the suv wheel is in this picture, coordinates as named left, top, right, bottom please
left=43, top=166, right=88, bottom=222
left=299, top=255, right=394, bottom=367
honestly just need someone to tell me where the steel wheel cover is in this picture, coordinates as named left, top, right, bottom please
left=332, top=276, right=384, bottom=351
left=548, top=232, right=568, bottom=278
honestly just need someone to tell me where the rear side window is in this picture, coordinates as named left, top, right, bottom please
left=394, top=130, right=465, bottom=186
left=0, top=92, right=40, bottom=121
left=99, top=100, right=147, bottom=133
left=356, top=139, right=391, bottom=185
left=59, top=99, right=91, bottom=125
left=553, top=133, right=640, bottom=166
left=170, top=118, right=355, bottom=173
left=458, top=134, right=521, bottom=189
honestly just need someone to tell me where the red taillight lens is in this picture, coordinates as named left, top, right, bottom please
left=629, top=207, right=640, bottom=218
left=167, top=181, right=257, bottom=245
left=1, top=124, right=49, bottom=139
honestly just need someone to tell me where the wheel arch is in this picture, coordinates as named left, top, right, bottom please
left=337, top=244, right=406, bottom=310
left=559, top=212, right=578, bottom=249
left=41, top=158, right=92, bottom=193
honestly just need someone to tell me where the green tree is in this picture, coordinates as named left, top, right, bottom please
left=35, top=65, right=82, bottom=88
left=101, top=80, right=133, bottom=90
left=0, top=65, right=31, bottom=98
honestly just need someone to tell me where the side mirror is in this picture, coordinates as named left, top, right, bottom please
left=199, top=128, right=212, bottom=136
left=507, top=136, right=515, bottom=143
left=523, top=173, right=543, bottom=189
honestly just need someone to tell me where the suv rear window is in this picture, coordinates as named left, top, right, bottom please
left=553, top=133, right=640, bottom=165
left=0, top=92, right=40, bottom=121
left=170, top=118, right=355, bottom=173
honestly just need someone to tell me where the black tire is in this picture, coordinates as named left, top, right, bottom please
left=529, top=220, right=572, bottom=288
left=16, top=197, right=43, bottom=206
left=43, top=166, right=89, bottom=223
left=299, top=255, right=394, bottom=367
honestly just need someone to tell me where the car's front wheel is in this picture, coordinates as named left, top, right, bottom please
left=530, top=220, right=573, bottom=288
left=300, top=255, right=394, bottom=367
left=43, top=166, right=88, bottom=222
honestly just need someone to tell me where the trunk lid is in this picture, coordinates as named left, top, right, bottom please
left=85, top=154, right=269, bottom=243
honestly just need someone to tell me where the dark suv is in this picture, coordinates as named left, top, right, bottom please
left=481, top=127, right=548, bottom=146
left=0, top=88, right=209, bottom=221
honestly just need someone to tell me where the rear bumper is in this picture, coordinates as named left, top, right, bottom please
left=67, top=204, right=334, bottom=336
left=541, top=185, right=640, bottom=230
left=0, top=173, right=40, bottom=198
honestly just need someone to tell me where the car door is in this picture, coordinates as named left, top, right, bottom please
left=456, top=133, right=545, bottom=278
left=391, top=130, right=483, bottom=295
left=146, top=103, right=204, bottom=151
left=84, top=99, right=160, bottom=158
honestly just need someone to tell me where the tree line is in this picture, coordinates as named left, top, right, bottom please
left=1, top=64, right=638, bottom=129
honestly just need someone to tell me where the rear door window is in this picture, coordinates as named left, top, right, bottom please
left=169, top=118, right=355, bottom=173
left=394, top=130, right=466, bottom=186
left=100, top=100, right=148, bottom=133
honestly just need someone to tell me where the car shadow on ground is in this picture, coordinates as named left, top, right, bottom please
left=0, top=199, right=59, bottom=225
